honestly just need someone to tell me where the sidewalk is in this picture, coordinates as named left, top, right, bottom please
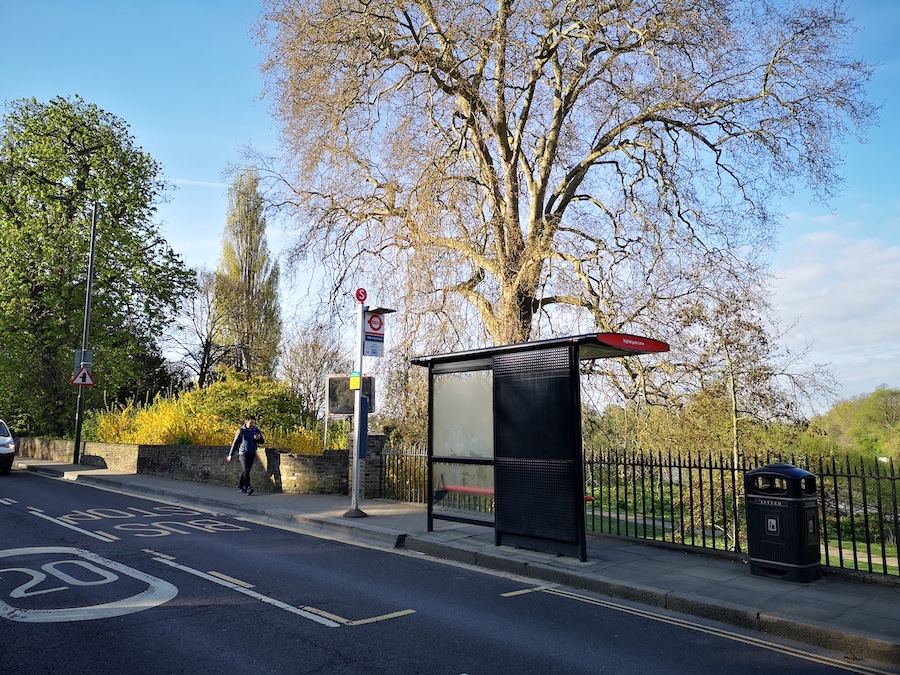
left=11, top=458, right=900, bottom=668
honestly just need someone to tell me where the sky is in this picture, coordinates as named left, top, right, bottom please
left=1, top=0, right=897, bottom=412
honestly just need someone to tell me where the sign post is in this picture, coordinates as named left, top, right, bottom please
left=344, top=290, right=394, bottom=519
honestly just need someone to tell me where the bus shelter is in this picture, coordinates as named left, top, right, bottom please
left=411, top=333, right=669, bottom=561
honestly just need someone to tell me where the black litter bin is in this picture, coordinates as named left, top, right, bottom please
left=745, top=463, right=820, bottom=582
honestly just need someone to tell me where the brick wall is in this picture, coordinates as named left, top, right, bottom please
left=279, top=450, right=349, bottom=495
left=17, top=437, right=371, bottom=496
left=15, top=437, right=140, bottom=471
left=345, top=434, right=388, bottom=499
left=17, top=437, right=76, bottom=463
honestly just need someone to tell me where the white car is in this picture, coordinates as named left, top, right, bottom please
left=0, top=420, right=16, bottom=475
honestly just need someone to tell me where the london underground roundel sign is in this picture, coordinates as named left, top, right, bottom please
left=367, top=313, right=383, bottom=333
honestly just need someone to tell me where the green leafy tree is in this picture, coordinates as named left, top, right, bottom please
left=0, top=96, right=192, bottom=435
left=214, top=170, right=282, bottom=378
left=812, top=387, right=900, bottom=458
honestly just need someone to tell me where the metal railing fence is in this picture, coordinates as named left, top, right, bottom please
left=586, top=449, right=900, bottom=576
left=379, top=446, right=428, bottom=503
left=379, top=446, right=900, bottom=576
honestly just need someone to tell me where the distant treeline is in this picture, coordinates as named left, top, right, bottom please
left=584, top=387, right=900, bottom=461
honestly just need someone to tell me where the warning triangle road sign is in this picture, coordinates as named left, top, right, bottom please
left=71, top=366, right=96, bottom=387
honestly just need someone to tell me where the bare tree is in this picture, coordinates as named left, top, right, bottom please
left=254, top=0, right=875, bottom=354
left=677, top=272, right=837, bottom=447
left=279, top=318, right=352, bottom=426
left=168, top=268, right=232, bottom=388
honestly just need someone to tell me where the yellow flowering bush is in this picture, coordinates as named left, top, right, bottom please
left=85, top=372, right=347, bottom=454
left=90, top=396, right=231, bottom=446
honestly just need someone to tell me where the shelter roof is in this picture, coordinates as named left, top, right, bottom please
left=411, top=333, right=669, bottom=367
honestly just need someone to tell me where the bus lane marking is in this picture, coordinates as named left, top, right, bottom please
left=93, top=532, right=120, bottom=541
left=142, top=549, right=175, bottom=560
left=339, top=609, right=417, bottom=626
left=151, top=556, right=340, bottom=628
left=28, top=509, right=117, bottom=543
left=112, top=519, right=250, bottom=537
left=29, top=505, right=248, bottom=542
left=56, top=505, right=211, bottom=526
left=207, top=571, right=255, bottom=588
left=500, top=585, right=555, bottom=597
left=149, top=555, right=416, bottom=629
left=503, top=584, right=892, bottom=675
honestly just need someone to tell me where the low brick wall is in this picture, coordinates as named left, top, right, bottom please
left=18, top=437, right=139, bottom=473
left=278, top=451, right=349, bottom=494
left=16, top=437, right=387, bottom=496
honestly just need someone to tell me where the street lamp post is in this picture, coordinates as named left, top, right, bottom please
left=72, top=202, right=99, bottom=465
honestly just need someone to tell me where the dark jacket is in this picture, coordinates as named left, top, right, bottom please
left=228, top=424, right=264, bottom=459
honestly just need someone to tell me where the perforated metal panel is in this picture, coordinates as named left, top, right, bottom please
left=493, top=348, right=570, bottom=376
left=495, top=458, right=578, bottom=541
left=492, top=346, right=586, bottom=558
left=493, top=348, right=576, bottom=461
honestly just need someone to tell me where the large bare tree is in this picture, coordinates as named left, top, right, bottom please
left=255, top=0, right=874, bottom=351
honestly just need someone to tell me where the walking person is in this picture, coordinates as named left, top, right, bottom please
left=227, top=416, right=264, bottom=495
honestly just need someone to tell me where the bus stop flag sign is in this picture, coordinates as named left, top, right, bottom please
left=364, top=311, right=385, bottom=357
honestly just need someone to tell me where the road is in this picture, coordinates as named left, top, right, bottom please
left=0, top=471, right=892, bottom=675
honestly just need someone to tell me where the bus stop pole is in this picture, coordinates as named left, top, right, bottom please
left=344, top=299, right=368, bottom=518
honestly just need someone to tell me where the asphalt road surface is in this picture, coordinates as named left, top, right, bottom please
left=0, top=471, right=893, bottom=675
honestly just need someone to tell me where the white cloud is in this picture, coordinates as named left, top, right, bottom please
left=772, top=229, right=900, bottom=403
left=172, top=179, right=228, bottom=189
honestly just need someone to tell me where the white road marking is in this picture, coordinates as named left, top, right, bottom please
left=340, top=609, right=416, bottom=626
left=152, top=557, right=340, bottom=628
left=500, top=585, right=555, bottom=597
left=28, top=509, right=116, bottom=542
left=230, top=518, right=420, bottom=626
left=152, top=556, right=415, bottom=628
left=0, top=547, right=177, bottom=623
left=296, top=604, right=416, bottom=626
left=142, top=549, right=175, bottom=560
